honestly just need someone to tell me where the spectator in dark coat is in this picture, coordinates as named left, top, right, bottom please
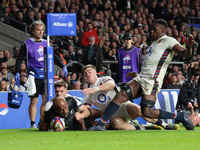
left=83, top=36, right=104, bottom=72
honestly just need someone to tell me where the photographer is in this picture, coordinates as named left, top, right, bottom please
left=176, top=41, right=200, bottom=113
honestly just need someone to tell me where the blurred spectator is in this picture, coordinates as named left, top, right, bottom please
left=162, top=72, right=173, bottom=89
left=77, top=20, right=85, bottom=40
left=102, top=39, right=111, bottom=58
left=75, top=49, right=84, bottom=72
left=73, top=81, right=81, bottom=90
left=4, top=50, right=16, bottom=74
left=1, top=66, right=14, bottom=81
left=118, top=0, right=135, bottom=12
left=76, top=72, right=83, bottom=82
left=166, top=74, right=180, bottom=89
left=0, top=80, right=7, bottom=91
left=0, top=0, right=7, bottom=13
left=26, top=11, right=34, bottom=26
left=35, top=12, right=42, bottom=21
left=81, top=81, right=88, bottom=89
left=83, top=36, right=104, bottom=72
left=64, top=73, right=73, bottom=90
left=26, top=0, right=34, bottom=12
left=166, top=7, right=182, bottom=28
left=55, top=45, right=67, bottom=65
left=1, top=5, right=15, bottom=25
left=19, top=70, right=27, bottom=92
left=70, top=72, right=77, bottom=85
left=0, top=50, right=6, bottom=64
left=74, top=36, right=83, bottom=49
left=0, top=62, right=7, bottom=69
left=21, top=6, right=28, bottom=19
left=48, top=6, right=54, bottom=13
left=172, top=65, right=179, bottom=75
left=177, top=73, right=186, bottom=86
left=102, top=19, right=109, bottom=34
left=110, top=32, right=121, bottom=49
left=81, top=22, right=99, bottom=48
left=8, top=77, right=18, bottom=91
left=20, top=61, right=27, bottom=71
left=40, top=8, right=46, bottom=24
left=13, top=11, right=26, bottom=31
left=65, top=45, right=76, bottom=72
left=64, top=36, right=75, bottom=47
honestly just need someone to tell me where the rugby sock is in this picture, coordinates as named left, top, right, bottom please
left=96, top=101, right=119, bottom=126
left=31, top=121, right=35, bottom=125
left=158, top=109, right=176, bottom=119
left=134, top=125, right=141, bottom=130
left=155, top=119, right=163, bottom=126
left=155, top=120, right=167, bottom=128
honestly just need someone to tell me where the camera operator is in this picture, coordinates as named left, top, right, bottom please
left=191, top=57, right=200, bottom=113
left=176, top=74, right=199, bottom=113
left=176, top=42, right=200, bottom=113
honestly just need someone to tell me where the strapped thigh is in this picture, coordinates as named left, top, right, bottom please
left=140, top=99, right=155, bottom=108
left=120, top=85, right=133, bottom=100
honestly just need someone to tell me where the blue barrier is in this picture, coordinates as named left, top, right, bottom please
left=0, top=90, right=179, bottom=129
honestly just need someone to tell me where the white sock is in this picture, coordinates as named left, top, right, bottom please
left=161, top=122, right=167, bottom=128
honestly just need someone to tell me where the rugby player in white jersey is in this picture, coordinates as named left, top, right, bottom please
left=75, top=64, right=179, bottom=130
left=89, top=19, right=195, bottom=131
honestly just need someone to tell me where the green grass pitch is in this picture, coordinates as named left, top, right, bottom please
left=0, top=125, right=200, bottom=150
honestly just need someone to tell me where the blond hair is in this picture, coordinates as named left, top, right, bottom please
left=81, top=64, right=96, bottom=73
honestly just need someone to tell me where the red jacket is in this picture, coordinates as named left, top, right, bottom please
left=81, top=29, right=99, bottom=47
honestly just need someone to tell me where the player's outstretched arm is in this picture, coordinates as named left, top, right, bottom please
left=77, top=118, right=87, bottom=131
left=173, top=34, right=194, bottom=59
left=82, top=80, right=115, bottom=96
left=75, top=105, right=90, bottom=121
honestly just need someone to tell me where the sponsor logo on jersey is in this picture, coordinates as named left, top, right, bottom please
left=38, top=45, right=44, bottom=56
left=37, top=45, right=44, bottom=61
left=123, top=54, right=131, bottom=64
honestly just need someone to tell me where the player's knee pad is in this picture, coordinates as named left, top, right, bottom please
left=120, top=85, right=133, bottom=100
left=140, top=99, right=155, bottom=117
left=140, top=99, right=155, bottom=109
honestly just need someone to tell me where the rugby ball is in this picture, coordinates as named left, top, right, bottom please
left=50, top=117, right=65, bottom=130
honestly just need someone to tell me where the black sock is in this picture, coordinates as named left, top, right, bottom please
left=158, top=109, right=176, bottom=119
left=134, top=125, right=141, bottom=130
left=155, top=119, right=163, bottom=126
left=31, top=121, right=35, bottom=125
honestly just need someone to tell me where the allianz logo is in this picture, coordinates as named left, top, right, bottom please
left=53, top=22, right=73, bottom=27
left=53, top=22, right=67, bottom=26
